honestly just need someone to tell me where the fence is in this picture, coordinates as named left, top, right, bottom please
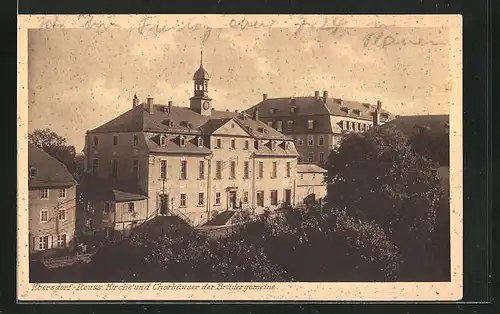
left=41, top=253, right=95, bottom=269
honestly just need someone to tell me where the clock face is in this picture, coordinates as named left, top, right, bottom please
left=202, top=101, right=210, bottom=110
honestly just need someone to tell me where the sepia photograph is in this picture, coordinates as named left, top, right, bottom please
left=17, top=14, right=463, bottom=301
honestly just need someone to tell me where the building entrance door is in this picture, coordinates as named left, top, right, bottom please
left=229, top=191, right=237, bottom=209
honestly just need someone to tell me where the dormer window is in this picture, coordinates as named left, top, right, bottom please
left=197, top=137, right=204, bottom=148
left=352, top=109, right=361, bottom=116
left=287, top=120, right=293, bottom=131
left=270, top=108, right=277, bottom=114
left=29, top=167, right=37, bottom=178
left=257, top=127, right=265, bottom=133
left=160, top=135, right=167, bottom=146
left=290, top=107, right=297, bottom=113
left=307, top=120, right=314, bottom=130
left=179, top=136, right=186, bottom=147
left=255, top=140, right=261, bottom=150
left=186, top=121, right=193, bottom=129
left=168, top=120, right=174, bottom=127
left=263, top=129, right=268, bottom=134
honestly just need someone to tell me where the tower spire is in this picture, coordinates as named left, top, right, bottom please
left=200, top=47, right=203, bottom=67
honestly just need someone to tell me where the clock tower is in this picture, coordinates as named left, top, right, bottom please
left=190, top=49, right=212, bottom=116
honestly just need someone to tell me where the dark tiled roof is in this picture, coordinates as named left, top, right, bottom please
left=382, top=115, right=449, bottom=137
left=79, top=176, right=147, bottom=202
left=297, top=163, right=328, bottom=173
left=131, top=215, right=196, bottom=241
left=28, top=143, right=77, bottom=188
left=245, top=96, right=394, bottom=122
left=89, top=104, right=291, bottom=141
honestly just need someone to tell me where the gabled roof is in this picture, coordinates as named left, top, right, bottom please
left=89, top=104, right=291, bottom=141
left=246, top=96, right=394, bottom=122
left=297, top=163, right=328, bottom=173
left=382, top=114, right=449, bottom=137
left=28, top=143, right=77, bottom=188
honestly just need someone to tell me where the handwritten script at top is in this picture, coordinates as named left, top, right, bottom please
left=37, top=16, right=447, bottom=50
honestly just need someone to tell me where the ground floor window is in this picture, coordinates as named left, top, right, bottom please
left=56, top=234, right=67, bottom=248
left=271, top=190, right=278, bottom=206
left=180, top=193, right=187, bottom=207
left=243, top=191, right=249, bottom=203
left=215, top=192, right=221, bottom=205
left=38, top=236, right=48, bottom=250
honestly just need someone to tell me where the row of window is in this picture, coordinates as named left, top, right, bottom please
left=92, top=134, right=140, bottom=147
left=158, top=160, right=292, bottom=181
left=341, top=120, right=373, bottom=132
left=298, top=152, right=327, bottom=164
left=91, top=159, right=139, bottom=179
left=39, top=207, right=67, bottom=223
left=39, top=188, right=67, bottom=200
left=36, top=234, right=67, bottom=250
left=158, top=189, right=290, bottom=208
left=267, top=119, right=316, bottom=131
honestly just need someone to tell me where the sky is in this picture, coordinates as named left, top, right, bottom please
left=28, top=25, right=452, bottom=151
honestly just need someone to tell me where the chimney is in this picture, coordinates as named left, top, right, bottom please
left=323, top=90, right=328, bottom=103
left=373, top=108, right=381, bottom=126
left=168, top=101, right=172, bottom=113
left=314, top=90, right=320, bottom=100
left=132, top=94, right=139, bottom=108
left=254, top=108, right=259, bottom=121
left=146, top=97, right=154, bottom=113
left=376, top=100, right=382, bottom=110
left=263, top=93, right=268, bottom=101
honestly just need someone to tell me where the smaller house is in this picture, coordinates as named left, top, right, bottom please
left=28, top=144, right=78, bottom=257
left=78, top=176, right=149, bottom=240
left=296, top=163, right=327, bottom=206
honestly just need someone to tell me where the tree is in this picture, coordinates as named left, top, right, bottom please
left=323, top=125, right=445, bottom=280
left=28, top=128, right=82, bottom=180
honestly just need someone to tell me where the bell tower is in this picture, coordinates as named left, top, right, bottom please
left=190, top=49, right=212, bottom=116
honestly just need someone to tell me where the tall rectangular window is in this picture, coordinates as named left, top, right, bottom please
left=58, top=208, right=66, bottom=221
left=271, top=162, right=277, bottom=178
left=40, top=188, right=49, bottom=200
left=243, top=161, right=249, bottom=179
left=215, top=192, right=221, bottom=205
left=230, top=161, right=236, bottom=179
left=198, top=193, right=204, bottom=206
left=113, top=135, right=118, bottom=146
left=133, top=134, right=139, bottom=146
left=215, top=161, right=222, bottom=179
left=308, top=135, right=314, bottom=146
left=258, top=162, right=264, bottom=179
left=308, top=120, right=314, bottom=129
left=216, top=138, right=222, bottom=148
left=132, top=159, right=139, bottom=180
left=308, top=152, right=314, bottom=163
left=58, top=188, right=66, bottom=199
left=39, top=236, right=48, bottom=250
left=287, top=120, right=293, bottom=131
left=104, top=202, right=111, bottom=213
left=40, top=210, right=48, bottom=222
left=319, top=152, right=325, bottom=163
left=271, top=190, right=278, bottom=206
left=276, top=121, right=283, bottom=131
left=231, top=139, right=236, bottom=149
left=128, top=202, right=135, bottom=213
left=180, top=193, right=186, bottom=207
left=286, top=162, right=291, bottom=178
left=180, top=160, right=187, bottom=180
left=244, top=140, right=249, bottom=150
left=93, top=136, right=99, bottom=146
left=56, top=234, right=67, bottom=248
left=318, top=135, right=324, bottom=145
left=111, top=159, right=118, bottom=177
left=243, top=191, right=249, bottom=203
left=92, top=159, right=99, bottom=176
left=160, top=160, right=167, bottom=180
left=199, top=160, right=205, bottom=179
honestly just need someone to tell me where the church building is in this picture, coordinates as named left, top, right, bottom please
left=81, top=52, right=299, bottom=238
